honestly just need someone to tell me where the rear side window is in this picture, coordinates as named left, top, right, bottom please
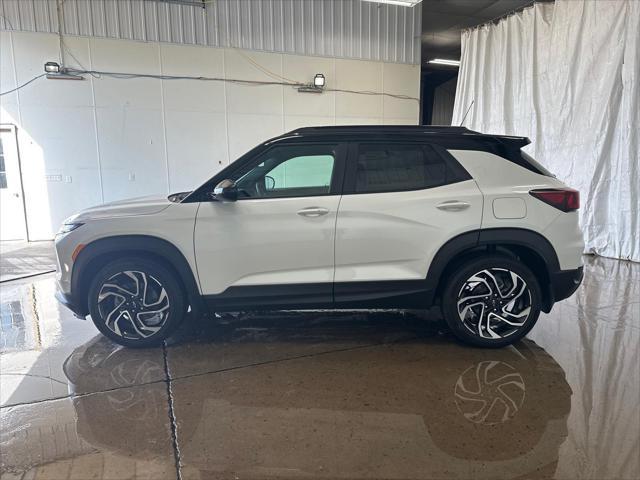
left=521, top=150, right=555, bottom=177
left=354, top=143, right=468, bottom=194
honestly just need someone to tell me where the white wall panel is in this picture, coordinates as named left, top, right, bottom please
left=224, top=49, right=284, bottom=115
left=159, top=43, right=226, bottom=112
left=0, top=31, right=20, bottom=118
left=283, top=115, right=336, bottom=132
left=19, top=104, right=102, bottom=237
left=226, top=112, right=283, bottom=160
left=0, top=0, right=421, bottom=64
left=90, top=37, right=162, bottom=108
left=0, top=31, right=419, bottom=239
left=96, top=106, right=168, bottom=202
left=164, top=110, right=227, bottom=192
left=383, top=62, right=420, bottom=120
left=335, top=58, right=383, bottom=118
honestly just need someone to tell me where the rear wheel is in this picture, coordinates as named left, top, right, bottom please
left=441, top=256, right=542, bottom=348
left=88, top=258, right=186, bottom=348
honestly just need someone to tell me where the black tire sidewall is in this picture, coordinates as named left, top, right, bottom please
left=442, top=255, right=542, bottom=348
left=88, top=258, right=185, bottom=348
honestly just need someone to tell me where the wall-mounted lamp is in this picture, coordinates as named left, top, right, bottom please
left=298, top=73, right=326, bottom=94
left=44, top=61, right=84, bottom=80
left=44, top=61, right=61, bottom=73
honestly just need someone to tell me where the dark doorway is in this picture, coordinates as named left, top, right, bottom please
left=421, top=69, right=458, bottom=125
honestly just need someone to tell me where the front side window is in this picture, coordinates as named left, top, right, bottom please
left=233, top=145, right=337, bottom=199
left=354, top=143, right=458, bottom=194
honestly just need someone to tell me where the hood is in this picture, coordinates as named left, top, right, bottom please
left=67, top=194, right=171, bottom=222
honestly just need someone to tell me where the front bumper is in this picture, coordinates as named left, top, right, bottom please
left=550, top=266, right=584, bottom=303
left=55, top=287, right=87, bottom=319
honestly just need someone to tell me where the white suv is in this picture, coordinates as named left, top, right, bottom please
left=54, top=126, right=584, bottom=348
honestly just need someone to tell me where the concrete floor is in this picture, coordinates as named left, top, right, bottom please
left=0, top=256, right=638, bottom=480
left=0, top=241, right=57, bottom=282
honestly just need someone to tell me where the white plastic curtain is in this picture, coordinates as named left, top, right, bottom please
left=452, top=0, right=639, bottom=262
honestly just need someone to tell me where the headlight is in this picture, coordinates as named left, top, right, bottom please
left=57, top=222, right=84, bottom=235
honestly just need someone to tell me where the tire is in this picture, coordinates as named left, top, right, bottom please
left=441, top=255, right=542, bottom=348
left=88, top=257, right=186, bottom=348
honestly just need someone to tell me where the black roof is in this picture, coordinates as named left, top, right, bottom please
left=271, top=125, right=530, bottom=148
left=289, top=125, right=473, bottom=135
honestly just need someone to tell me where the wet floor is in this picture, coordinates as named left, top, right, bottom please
left=0, top=256, right=638, bottom=479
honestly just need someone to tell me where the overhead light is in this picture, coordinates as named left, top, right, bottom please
left=44, top=61, right=61, bottom=73
left=362, top=0, right=422, bottom=7
left=313, top=74, right=325, bottom=88
left=428, top=58, right=461, bottom=67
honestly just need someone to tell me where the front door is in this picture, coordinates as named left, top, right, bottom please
left=0, top=127, right=27, bottom=241
left=194, top=143, right=346, bottom=306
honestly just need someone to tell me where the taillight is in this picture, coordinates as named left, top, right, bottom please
left=529, top=188, right=580, bottom=212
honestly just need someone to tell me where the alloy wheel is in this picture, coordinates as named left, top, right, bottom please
left=97, top=270, right=170, bottom=340
left=456, top=268, right=532, bottom=340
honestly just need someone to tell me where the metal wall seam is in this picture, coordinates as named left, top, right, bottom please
left=0, top=0, right=421, bottom=64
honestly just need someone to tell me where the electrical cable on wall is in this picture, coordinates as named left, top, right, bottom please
left=0, top=68, right=419, bottom=102
left=0, top=74, right=47, bottom=97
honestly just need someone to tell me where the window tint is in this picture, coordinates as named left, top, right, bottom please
left=234, top=145, right=336, bottom=199
left=521, top=150, right=555, bottom=177
left=268, top=155, right=334, bottom=190
left=355, top=143, right=454, bottom=193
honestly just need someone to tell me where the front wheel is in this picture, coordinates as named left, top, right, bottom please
left=88, top=258, right=186, bottom=348
left=441, top=256, right=542, bottom=348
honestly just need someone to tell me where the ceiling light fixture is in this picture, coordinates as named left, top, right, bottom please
left=362, top=0, right=422, bottom=7
left=313, top=74, right=325, bottom=88
left=428, top=58, right=461, bottom=67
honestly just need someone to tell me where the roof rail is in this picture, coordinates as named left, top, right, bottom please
left=287, top=125, right=479, bottom=135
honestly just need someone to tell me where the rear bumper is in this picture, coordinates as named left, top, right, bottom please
left=55, top=287, right=87, bottom=319
left=550, top=266, right=584, bottom=303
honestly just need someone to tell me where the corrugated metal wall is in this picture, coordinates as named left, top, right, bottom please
left=0, top=0, right=421, bottom=64
left=431, top=76, right=457, bottom=125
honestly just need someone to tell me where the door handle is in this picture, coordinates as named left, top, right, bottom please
left=436, top=200, right=471, bottom=211
left=297, top=207, right=329, bottom=217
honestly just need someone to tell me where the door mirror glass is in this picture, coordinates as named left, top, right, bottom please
left=264, top=175, right=276, bottom=191
left=211, top=179, right=238, bottom=202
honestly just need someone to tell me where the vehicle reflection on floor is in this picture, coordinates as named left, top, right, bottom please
left=66, top=332, right=570, bottom=479
left=0, top=255, right=638, bottom=479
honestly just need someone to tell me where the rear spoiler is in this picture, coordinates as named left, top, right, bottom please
left=494, top=135, right=531, bottom=149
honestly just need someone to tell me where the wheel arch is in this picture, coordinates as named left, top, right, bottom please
left=71, top=235, right=203, bottom=317
left=426, top=228, right=560, bottom=312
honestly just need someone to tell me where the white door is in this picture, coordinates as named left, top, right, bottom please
left=194, top=143, right=345, bottom=301
left=0, top=127, right=27, bottom=241
left=335, top=142, right=483, bottom=285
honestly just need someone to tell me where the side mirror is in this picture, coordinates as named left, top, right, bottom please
left=264, top=175, right=276, bottom=191
left=211, top=179, right=238, bottom=202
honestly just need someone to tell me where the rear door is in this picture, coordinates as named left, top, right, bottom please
left=334, top=141, right=483, bottom=296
